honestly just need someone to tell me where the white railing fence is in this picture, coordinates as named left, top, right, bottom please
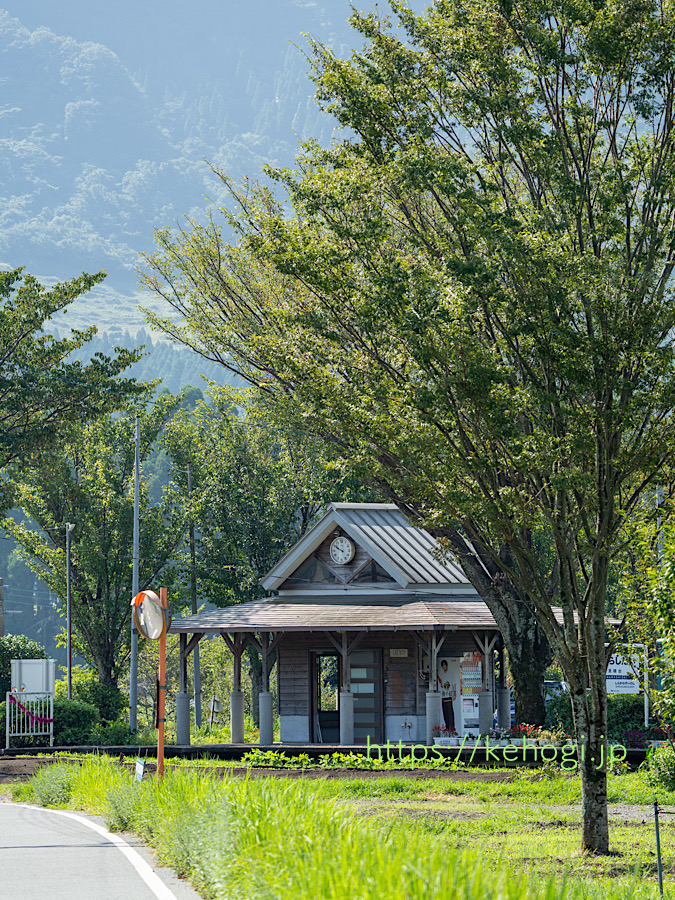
left=5, top=691, right=54, bottom=749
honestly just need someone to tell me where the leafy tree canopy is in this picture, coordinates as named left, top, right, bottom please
left=143, top=0, right=675, bottom=852
left=0, top=268, right=144, bottom=500
left=163, top=386, right=376, bottom=609
left=5, top=397, right=186, bottom=687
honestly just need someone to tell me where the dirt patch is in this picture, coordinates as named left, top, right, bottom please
left=0, top=757, right=54, bottom=783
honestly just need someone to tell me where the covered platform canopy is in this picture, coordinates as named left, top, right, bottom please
left=169, top=593, right=500, bottom=634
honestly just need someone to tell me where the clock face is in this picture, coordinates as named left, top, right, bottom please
left=330, top=536, right=355, bottom=565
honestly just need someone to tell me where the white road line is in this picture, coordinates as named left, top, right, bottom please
left=24, top=804, right=179, bottom=900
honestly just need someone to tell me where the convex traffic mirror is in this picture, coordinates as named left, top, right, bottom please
left=132, top=590, right=170, bottom=640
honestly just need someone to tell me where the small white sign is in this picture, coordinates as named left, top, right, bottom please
left=134, top=757, right=145, bottom=782
left=606, top=653, right=640, bottom=694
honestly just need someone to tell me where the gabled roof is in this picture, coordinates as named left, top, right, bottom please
left=260, top=502, right=470, bottom=592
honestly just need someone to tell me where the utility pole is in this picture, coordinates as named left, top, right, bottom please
left=188, top=461, right=202, bottom=727
left=0, top=577, right=4, bottom=637
left=129, top=414, right=140, bottom=731
left=65, top=523, right=75, bottom=700
left=657, top=484, right=664, bottom=563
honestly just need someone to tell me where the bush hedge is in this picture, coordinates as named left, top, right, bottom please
left=52, top=698, right=99, bottom=745
left=55, top=668, right=126, bottom=723
left=545, top=690, right=648, bottom=741
left=649, top=743, right=675, bottom=790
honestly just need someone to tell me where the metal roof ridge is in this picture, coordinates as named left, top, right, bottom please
left=330, top=502, right=399, bottom=510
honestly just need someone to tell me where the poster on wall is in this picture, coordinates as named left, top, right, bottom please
left=436, top=657, right=460, bottom=733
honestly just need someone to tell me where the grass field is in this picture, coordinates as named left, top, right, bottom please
left=10, top=758, right=675, bottom=899
left=323, top=773, right=675, bottom=885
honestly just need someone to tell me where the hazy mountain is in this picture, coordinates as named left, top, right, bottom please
left=0, top=1, right=375, bottom=327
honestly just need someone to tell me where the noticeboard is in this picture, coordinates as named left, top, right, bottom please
left=606, top=652, right=640, bottom=694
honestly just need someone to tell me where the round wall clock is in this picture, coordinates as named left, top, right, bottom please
left=330, top=535, right=355, bottom=565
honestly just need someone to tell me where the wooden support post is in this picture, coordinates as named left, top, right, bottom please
left=496, top=634, right=510, bottom=728
left=179, top=633, right=188, bottom=693
left=426, top=631, right=442, bottom=746
left=342, top=632, right=350, bottom=692
left=261, top=632, right=270, bottom=692
left=233, top=632, right=242, bottom=692
left=339, top=631, right=354, bottom=745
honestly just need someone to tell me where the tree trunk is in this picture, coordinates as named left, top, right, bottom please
left=507, top=634, right=549, bottom=726
left=96, top=653, right=117, bottom=689
left=570, top=688, right=609, bottom=853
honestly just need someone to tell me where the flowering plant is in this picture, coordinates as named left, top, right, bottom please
left=510, top=723, right=540, bottom=738
left=432, top=725, right=457, bottom=737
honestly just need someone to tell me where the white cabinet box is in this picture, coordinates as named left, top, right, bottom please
left=10, top=659, right=56, bottom=695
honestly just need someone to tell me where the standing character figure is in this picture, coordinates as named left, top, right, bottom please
left=438, top=659, right=456, bottom=732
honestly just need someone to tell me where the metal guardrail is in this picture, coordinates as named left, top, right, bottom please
left=5, top=692, right=53, bottom=749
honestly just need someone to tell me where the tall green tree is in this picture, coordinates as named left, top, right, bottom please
left=6, top=398, right=185, bottom=687
left=142, top=0, right=675, bottom=852
left=0, top=268, right=142, bottom=498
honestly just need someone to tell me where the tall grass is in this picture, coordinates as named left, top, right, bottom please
left=15, top=758, right=669, bottom=900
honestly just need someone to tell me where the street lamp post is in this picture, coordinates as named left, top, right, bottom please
left=65, top=522, right=75, bottom=700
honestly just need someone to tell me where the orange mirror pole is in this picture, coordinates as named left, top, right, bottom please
left=157, top=587, right=167, bottom=780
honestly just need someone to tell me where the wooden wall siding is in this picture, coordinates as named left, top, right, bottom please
left=315, top=532, right=371, bottom=582
left=279, top=631, right=490, bottom=718
left=279, top=631, right=420, bottom=717
left=278, top=641, right=310, bottom=716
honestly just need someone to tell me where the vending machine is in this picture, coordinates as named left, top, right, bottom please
left=435, top=651, right=484, bottom=735
left=459, top=651, right=482, bottom=734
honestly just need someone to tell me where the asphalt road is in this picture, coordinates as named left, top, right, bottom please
left=0, top=801, right=203, bottom=900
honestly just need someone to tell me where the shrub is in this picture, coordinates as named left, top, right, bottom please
left=648, top=743, right=675, bottom=790
left=607, top=695, right=647, bottom=739
left=55, top=666, right=126, bottom=723
left=89, top=720, right=133, bottom=745
left=545, top=691, right=573, bottom=733
left=622, top=728, right=649, bottom=749
left=546, top=690, right=648, bottom=741
left=30, top=763, right=77, bottom=806
left=0, top=634, right=46, bottom=695
left=53, top=698, right=99, bottom=745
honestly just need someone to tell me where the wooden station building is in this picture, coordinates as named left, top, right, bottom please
left=170, top=503, right=511, bottom=746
